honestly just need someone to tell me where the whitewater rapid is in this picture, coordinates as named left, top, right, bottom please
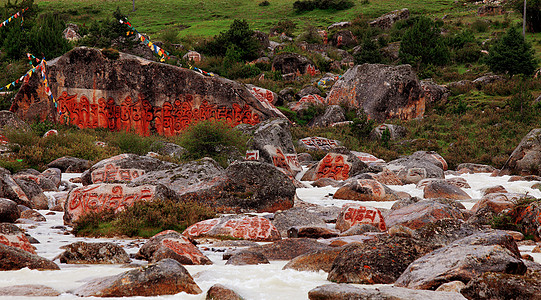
left=1, top=172, right=540, bottom=299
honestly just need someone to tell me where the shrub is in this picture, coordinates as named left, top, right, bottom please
left=454, top=42, right=482, bottom=63
left=484, top=26, right=538, bottom=76
left=296, top=26, right=324, bottom=44
left=106, top=131, right=155, bottom=155
left=176, top=120, right=248, bottom=167
left=73, top=199, right=216, bottom=238
left=198, top=19, right=261, bottom=61
left=471, top=19, right=489, bottom=33
left=259, top=0, right=270, bottom=6
left=354, top=36, right=383, bottom=64
left=293, top=0, right=354, bottom=13
left=270, top=20, right=296, bottom=36
left=101, top=48, right=120, bottom=60
left=350, top=110, right=374, bottom=138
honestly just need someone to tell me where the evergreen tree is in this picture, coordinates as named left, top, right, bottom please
left=354, top=36, right=383, bottom=64
left=398, top=16, right=450, bottom=69
left=199, top=19, right=261, bottom=61
left=28, top=13, right=72, bottom=59
left=485, top=26, right=538, bottom=76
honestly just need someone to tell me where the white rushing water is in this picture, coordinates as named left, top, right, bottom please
left=0, top=172, right=540, bottom=299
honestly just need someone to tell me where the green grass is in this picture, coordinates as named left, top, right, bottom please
left=27, top=0, right=458, bottom=38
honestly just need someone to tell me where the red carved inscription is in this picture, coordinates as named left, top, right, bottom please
left=316, top=154, right=351, bottom=180
left=343, top=205, right=386, bottom=231
left=223, top=216, right=277, bottom=241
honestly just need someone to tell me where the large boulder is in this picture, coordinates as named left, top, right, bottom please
left=461, top=271, right=541, bottom=300
left=0, top=284, right=61, bottom=297
left=301, top=151, right=369, bottom=181
left=63, top=183, right=177, bottom=225
left=12, top=177, right=49, bottom=209
left=0, top=243, right=58, bottom=270
left=420, top=79, right=450, bottom=103
left=11, top=47, right=286, bottom=135
left=245, top=238, right=331, bottom=260
left=0, top=223, right=36, bottom=253
left=272, top=207, right=327, bottom=237
left=272, top=52, right=317, bottom=76
left=0, top=174, right=31, bottom=207
left=501, top=128, right=541, bottom=176
left=333, top=179, right=400, bottom=202
left=326, top=63, right=426, bottom=122
left=283, top=248, right=342, bottom=272
left=335, top=203, right=387, bottom=232
left=308, top=284, right=466, bottom=300
left=13, top=170, right=59, bottom=191
left=395, top=231, right=526, bottom=290
left=330, top=30, right=357, bottom=49
left=81, top=153, right=177, bottom=185
left=58, top=241, right=130, bottom=264
left=386, top=200, right=467, bottom=230
left=308, top=105, right=346, bottom=128
left=0, top=111, right=29, bottom=131
left=0, top=198, right=20, bottom=223
left=47, top=156, right=91, bottom=173
left=423, top=180, right=471, bottom=200
left=206, top=284, right=243, bottom=300
left=369, top=123, right=407, bottom=141
left=327, top=235, right=439, bottom=284
left=369, top=8, right=410, bottom=30
left=387, top=151, right=446, bottom=184
left=136, top=230, right=211, bottom=265
left=183, top=215, right=281, bottom=242
left=73, top=258, right=201, bottom=297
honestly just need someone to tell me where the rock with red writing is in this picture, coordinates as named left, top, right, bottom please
left=423, top=180, right=471, bottom=201
left=248, top=85, right=278, bottom=105
left=47, top=156, right=91, bottom=173
left=330, top=30, right=357, bottom=49
left=272, top=52, right=316, bottom=76
left=184, top=215, right=280, bottom=242
left=58, top=241, right=130, bottom=264
left=308, top=105, right=346, bottom=128
left=13, top=169, right=58, bottom=192
left=288, top=94, right=325, bottom=112
left=335, top=203, right=387, bottom=232
left=0, top=175, right=31, bottom=207
left=351, top=152, right=386, bottom=165
left=137, top=230, right=211, bottom=265
left=81, top=154, right=177, bottom=185
left=325, top=64, right=426, bottom=121
left=0, top=198, right=20, bottom=223
left=502, top=200, right=541, bottom=241
left=177, top=160, right=295, bottom=214
left=385, top=200, right=467, bottom=230
left=63, top=183, right=175, bottom=225
left=333, top=179, right=400, bottom=202
left=301, top=150, right=369, bottom=181
left=12, top=47, right=287, bottom=135
left=501, top=129, right=541, bottom=176
left=298, top=137, right=342, bottom=151
left=0, top=223, right=36, bottom=254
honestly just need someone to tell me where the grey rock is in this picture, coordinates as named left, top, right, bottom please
left=369, top=8, right=410, bottom=30
left=58, top=242, right=130, bottom=264
left=309, top=105, right=346, bottom=127
left=13, top=177, right=48, bottom=209
left=0, top=284, right=61, bottom=297
left=47, top=156, right=91, bottom=173
left=0, top=198, right=20, bottom=223
left=501, top=128, right=541, bottom=176
left=308, top=284, right=466, bottom=300
left=273, top=207, right=327, bottom=237
left=369, top=123, right=407, bottom=140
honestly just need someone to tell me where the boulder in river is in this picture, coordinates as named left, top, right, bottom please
left=333, top=179, right=400, bottom=202
left=136, top=230, right=212, bottom=265
left=501, top=128, right=541, bottom=176
left=184, top=215, right=281, bottom=242
left=246, top=238, right=331, bottom=260
left=301, top=151, right=369, bottom=181
left=206, top=284, right=243, bottom=300
left=0, top=284, right=61, bottom=297
left=0, top=223, right=36, bottom=254
left=47, top=156, right=91, bottom=173
left=0, top=198, right=20, bottom=223
left=461, top=270, right=541, bottom=300
left=385, top=200, right=467, bottom=230
left=58, top=241, right=130, bottom=264
left=308, top=284, right=466, bottom=300
left=335, top=203, right=386, bottom=232
left=0, top=243, right=58, bottom=271
left=272, top=207, right=327, bottom=238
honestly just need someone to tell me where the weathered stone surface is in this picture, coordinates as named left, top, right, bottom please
left=328, top=235, right=439, bottom=284
left=0, top=284, right=61, bottom=297
left=272, top=52, right=317, bottom=76
left=308, top=284, right=466, bottom=300
left=137, top=230, right=211, bottom=265
left=47, top=156, right=91, bottom=173
left=369, top=8, right=410, bottom=30
left=177, top=160, right=295, bottom=213
left=0, top=175, right=31, bottom=207
left=0, top=198, right=20, bottom=223
left=272, top=207, right=327, bottom=237
left=326, top=63, right=425, bottom=121
left=73, top=258, right=201, bottom=297
left=246, top=238, right=331, bottom=260
left=335, top=203, right=386, bottom=232
left=206, top=284, right=243, bottom=300
left=311, top=178, right=343, bottom=188
left=226, top=249, right=269, bottom=265
left=301, top=151, right=369, bottom=181
left=184, top=215, right=281, bottom=242
left=436, top=281, right=466, bottom=293
left=283, top=247, right=342, bottom=272
left=13, top=48, right=286, bottom=135
left=477, top=5, right=504, bottom=16
left=388, top=152, right=446, bottom=184
left=420, top=79, right=450, bottom=103
left=13, top=177, right=48, bottom=209
left=19, top=209, right=46, bottom=222
left=423, top=180, right=471, bottom=200
left=58, top=241, right=130, bottom=264
left=385, top=200, right=467, bottom=230
left=298, top=137, right=341, bottom=151
left=340, top=224, right=380, bottom=236
left=309, top=105, right=346, bottom=128
left=333, top=179, right=400, bottom=202
left=501, top=128, right=541, bottom=176
left=288, top=226, right=339, bottom=239
left=63, top=183, right=175, bottom=225
left=410, top=219, right=482, bottom=247
left=0, top=223, right=36, bottom=253
left=0, top=243, right=58, bottom=270
left=395, top=231, right=526, bottom=290
left=457, top=163, right=496, bottom=173
left=503, top=200, right=541, bottom=241
left=81, top=153, right=177, bottom=185
left=330, top=30, right=357, bottom=48
left=369, top=123, right=407, bottom=141
left=0, top=110, right=29, bottom=131
left=417, top=177, right=470, bottom=189
left=467, top=193, right=522, bottom=226
left=13, top=171, right=58, bottom=192
left=462, top=271, right=541, bottom=300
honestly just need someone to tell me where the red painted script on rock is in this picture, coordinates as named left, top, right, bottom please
left=316, top=153, right=352, bottom=180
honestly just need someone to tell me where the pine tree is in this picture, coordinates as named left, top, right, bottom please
left=485, top=26, right=538, bottom=76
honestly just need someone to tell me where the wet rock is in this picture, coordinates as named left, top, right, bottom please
left=176, top=160, right=296, bottom=214
left=395, top=231, right=526, bottom=290
left=0, top=198, right=20, bottom=223
left=58, top=241, right=130, bottom=264
left=272, top=207, right=327, bottom=237
left=369, top=123, right=407, bottom=141
left=411, top=219, right=482, bottom=247
left=369, top=168, right=403, bottom=185
left=41, top=168, right=62, bottom=188
left=0, top=223, right=36, bottom=253
left=501, top=128, right=541, bottom=176
left=335, top=203, right=386, bottom=232
left=385, top=200, right=467, bottom=230
left=423, top=180, right=471, bottom=200
left=12, top=177, right=48, bottom=209
left=326, top=63, right=425, bottom=121
left=288, top=226, right=339, bottom=239
left=206, top=284, right=243, bottom=300
left=272, top=52, right=317, bottom=76
left=0, top=243, right=58, bottom=270
left=184, top=215, right=281, bottom=242
left=0, top=175, right=31, bottom=207
left=309, top=284, right=466, bottom=299
left=369, top=8, right=410, bottom=30
left=81, top=153, right=177, bottom=185
left=283, top=248, right=342, bottom=272
left=19, top=209, right=46, bottom=222
left=328, top=235, right=439, bottom=284
left=309, top=105, right=346, bottom=128
left=226, top=249, right=269, bottom=265
left=301, top=151, right=369, bottom=181
left=73, top=258, right=201, bottom=297
left=246, top=238, right=331, bottom=260
left=457, top=163, right=496, bottom=173
left=47, top=156, right=91, bottom=173
left=13, top=171, right=58, bottom=192
left=0, top=284, right=61, bottom=297
left=504, top=200, right=541, bottom=241
left=461, top=271, right=541, bottom=300
left=333, top=179, right=400, bottom=202
left=136, top=230, right=211, bottom=265
left=311, top=178, right=343, bottom=188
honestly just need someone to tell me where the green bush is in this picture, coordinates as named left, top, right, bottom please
left=293, top=0, right=354, bottom=13
left=176, top=120, right=248, bottom=167
left=197, top=19, right=261, bottom=61
left=354, top=36, right=383, bottom=64
left=350, top=111, right=374, bottom=138
left=471, top=20, right=489, bottom=33
left=73, top=199, right=216, bottom=238
left=107, top=131, right=155, bottom=155
left=270, top=20, right=296, bottom=36
left=28, top=13, right=72, bottom=60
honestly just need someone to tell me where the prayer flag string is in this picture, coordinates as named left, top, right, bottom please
left=119, top=18, right=170, bottom=62
left=0, top=8, right=28, bottom=29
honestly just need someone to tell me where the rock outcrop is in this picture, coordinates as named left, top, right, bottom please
left=501, top=128, right=541, bottom=176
